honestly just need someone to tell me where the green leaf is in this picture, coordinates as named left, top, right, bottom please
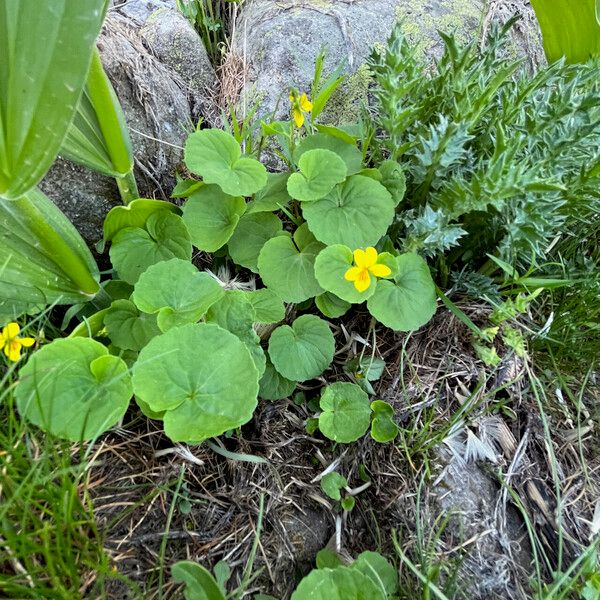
left=245, top=289, right=285, bottom=324
left=318, top=382, right=371, bottom=444
left=103, top=199, right=180, bottom=243
left=259, top=356, right=297, bottom=400
left=0, top=188, right=100, bottom=320
left=370, top=400, right=399, bottom=443
left=182, top=184, right=246, bottom=252
left=314, top=244, right=377, bottom=304
left=302, top=175, right=394, bottom=247
left=378, top=160, right=406, bottom=206
left=206, top=291, right=265, bottom=376
left=135, top=395, right=165, bottom=421
left=61, top=49, right=135, bottom=182
left=15, top=338, right=132, bottom=442
left=268, top=315, right=334, bottom=382
left=295, top=133, right=363, bottom=175
left=104, top=299, right=161, bottom=351
left=110, top=212, right=192, bottom=284
left=132, top=258, right=224, bottom=331
left=316, top=548, right=344, bottom=570
left=246, top=172, right=291, bottom=213
left=287, top=149, right=347, bottom=202
left=291, top=566, right=386, bottom=600
left=171, top=179, right=203, bottom=198
left=258, top=236, right=324, bottom=303
left=293, top=222, right=319, bottom=251
left=320, top=472, right=348, bottom=501
left=351, top=551, right=398, bottom=597
left=184, top=129, right=267, bottom=196
left=0, top=0, right=107, bottom=198
left=132, top=323, right=259, bottom=443
left=171, top=560, right=226, bottom=600
left=530, top=0, right=600, bottom=63
left=367, top=253, right=437, bottom=332
left=341, top=496, right=355, bottom=511
left=228, top=212, right=283, bottom=272
left=315, top=292, right=351, bottom=319
left=315, top=124, right=358, bottom=146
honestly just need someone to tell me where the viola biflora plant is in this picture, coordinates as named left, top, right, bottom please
left=11, top=77, right=437, bottom=447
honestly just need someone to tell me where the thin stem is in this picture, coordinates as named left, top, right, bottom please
left=115, top=171, right=139, bottom=204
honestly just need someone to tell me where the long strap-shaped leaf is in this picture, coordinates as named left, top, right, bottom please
left=0, top=0, right=107, bottom=199
left=530, top=0, right=600, bottom=63
left=0, top=187, right=100, bottom=321
left=61, top=49, right=139, bottom=202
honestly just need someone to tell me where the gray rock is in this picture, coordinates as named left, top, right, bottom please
left=112, top=0, right=176, bottom=25
left=140, top=8, right=218, bottom=118
left=233, top=0, right=544, bottom=125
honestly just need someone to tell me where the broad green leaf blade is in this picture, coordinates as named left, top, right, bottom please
left=0, top=187, right=100, bottom=320
left=530, top=0, right=600, bottom=63
left=0, top=0, right=108, bottom=198
left=268, top=314, right=334, bottom=382
left=295, top=133, right=363, bottom=175
left=228, top=212, right=283, bottom=272
left=370, top=400, right=399, bottom=443
left=15, top=338, right=132, bottom=441
left=104, top=299, right=161, bottom=351
left=315, top=292, right=351, bottom=319
left=291, top=566, right=385, bottom=600
left=171, top=560, right=227, bottom=600
left=245, top=288, right=285, bottom=324
left=287, top=149, right=347, bottom=202
left=132, top=323, right=259, bottom=443
left=350, top=551, right=398, bottom=597
left=61, top=49, right=135, bottom=179
left=259, top=357, right=296, bottom=400
left=320, top=472, right=348, bottom=501
left=318, top=382, right=371, bottom=444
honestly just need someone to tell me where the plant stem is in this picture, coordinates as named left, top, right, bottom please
left=116, top=171, right=139, bottom=204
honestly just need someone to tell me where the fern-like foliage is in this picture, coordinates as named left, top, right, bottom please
left=369, top=20, right=600, bottom=269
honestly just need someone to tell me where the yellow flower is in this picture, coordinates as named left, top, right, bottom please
left=0, top=322, right=35, bottom=362
left=289, top=91, right=313, bottom=128
left=344, top=247, right=392, bottom=293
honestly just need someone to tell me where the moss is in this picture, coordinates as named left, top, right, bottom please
left=320, top=63, right=372, bottom=125
left=395, top=0, right=483, bottom=60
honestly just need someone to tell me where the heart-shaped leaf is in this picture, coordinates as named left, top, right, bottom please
left=132, top=323, right=259, bottom=442
left=15, top=338, right=132, bottom=441
left=318, top=382, right=371, bottom=443
left=245, top=289, right=285, bottom=324
left=104, top=299, right=161, bottom=351
left=132, top=258, right=224, bottom=331
left=103, top=199, right=180, bottom=243
left=367, top=253, right=436, bottom=332
left=182, top=184, right=246, bottom=252
left=315, top=292, right=351, bottom=319
left=350, top=551, right=398, bottom=597
left=268, top=315, right=334, bottom=382
left=291, top=566, right=385, bottom=600
left=109, top=212, right=192, bottom=284
left=370, top=400, right=399, bottom=443
left=259, top=357, right=297, bottom=400
left=246, top=172, right=291, bottom=213
left=228, top=212, right=283, bottom=272
left=258, top=236, right=323, bottom=303
left=302, top=175, right=394, bottom=247
left=184, top=129, right=267, bottom=196
left=287, top=149, right=347, bottom=202
left=320, top=472, right=348, bottom=501
left=378, top=160, right=406, bottom=206
left=295, top=133, right=363, bottom=175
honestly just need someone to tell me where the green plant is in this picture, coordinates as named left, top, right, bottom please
left=530, top=0, right=600, bottom=64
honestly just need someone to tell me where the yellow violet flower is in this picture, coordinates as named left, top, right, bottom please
left=344, top=247, right=392, bottom=293
left=289, top=90, right=313, bottom=128
left=0, top=322, right=35, bottom=362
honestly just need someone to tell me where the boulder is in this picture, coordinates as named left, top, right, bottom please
left=232, top=0, right=544, bottom=125
left=112, top=0, right=176, bottom=25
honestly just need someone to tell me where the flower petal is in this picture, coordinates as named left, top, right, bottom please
left=4, top=322, right=20, bottom=339
left=19, top=336, right=35, bottom=348
left=7, top=341, right=21, bottom=362
left=369, top=263, right=392, bottom=278
left=299, top=93, right=313, bottom=112
left=292, top=108, right=304, bottom=128
left=363, top=247, right=378, bottom=268
left=353, top=248, right=367, bottom=268
left=344, top=266, right=361, bottom=282
left=0, top=333, right=4, bottom=350
left=353, top=270, right=371, bottom=293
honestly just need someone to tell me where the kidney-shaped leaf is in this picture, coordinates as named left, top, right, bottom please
left=182, top=184, right=246, bottom=252
left=315, top=292, right=351, bottom=319
left=110, top=212, right=192, bottom=284
left=245, top=289, right=285, bottom=324
left=367, top=253, right=436, bottom=332
left=132, top=323, right=259, bottom=442
left=0, top=0, right=107, bottom=198
left=258, top=236, right=323, bottom=303
left=370, top=400, right=399, bottom=443
left=295, top=133, right=363, bottom=175
left=104, top=299, right=161, bottom=351
left=228, top=212, right=283, bottom=272
left=268, top=315, right=334, bottom=382
left=287, top=149, right=347, bottom=202
left=15, top=338, right=132, bottom=441
left=318, top=382, right=371, bottom=443
left=184, top=129, right=267, bottom=197
left=259, top=356, right=297, bottom=401
left=132, top=259, right=224, bottom=331
left=247, top=172, right=291, bottom=213
left=302, top=175, right=394, bottom=248
left=291, top=566, right=385, bottom=600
